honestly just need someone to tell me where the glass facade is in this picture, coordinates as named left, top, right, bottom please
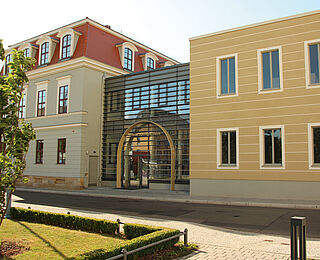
left=102, top=64, right=189, bottom=188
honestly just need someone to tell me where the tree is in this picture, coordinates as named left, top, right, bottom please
left=0, top=39, right=36, bottom=225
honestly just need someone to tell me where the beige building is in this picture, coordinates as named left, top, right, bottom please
left=190, top=10, right=320, bottom=201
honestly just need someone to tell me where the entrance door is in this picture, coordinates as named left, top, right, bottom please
left=125, top=154, right=149, bottom=189
left=89, top=155, right=99, bottom=186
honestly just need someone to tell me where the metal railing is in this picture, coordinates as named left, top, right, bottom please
left=107, top=225, right=188, bottom=260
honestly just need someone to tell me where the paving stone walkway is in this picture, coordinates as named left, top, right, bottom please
left=181, top=243, right=290, bottom=260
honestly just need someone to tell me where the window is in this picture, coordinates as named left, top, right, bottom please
left=24, top=48, right=30, bottom=58
left=260, top=125, right=285, bottom=169
left=37, top=90, right=46, bottom=117
left=217, top=128, right=239, bottom=168
left=109, top=143, right=118, bottom=164
left=61, top=34, right=71, bottom=59
left=19, top=93, right=26, bottom=118
left=58, top=86, right=68, bottom=114
left=147, top=57, right=154, bottom=70
left=40, top=42, right=49, bottom=65
left=35, top=140, right=44, bottom=164
left=305, top=40, right=320, bottom=87
left=308, top=123, right=320, bottom=168
left=258, top=46, right=283, bottom=93
left=216, top=54, right=238, bottom=97
left=57, top=138, right=66, bottom=164
left=5, top=54, right=12, bottom=75
left=124, top=47, right=133, bottom=71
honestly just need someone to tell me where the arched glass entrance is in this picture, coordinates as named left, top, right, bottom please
left=117, top=120, right=176, bottom=190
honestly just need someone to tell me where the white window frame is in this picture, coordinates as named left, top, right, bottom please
left=304, top=39, right=320, bottom=89
left=257, top=46, right=283, bottom=94
left=259, top=125, right=285, bottom=169
left=36, top=36, right=58, bottom=66
left=217, top=127, right=239, bottom=169
left=308, top=123, right=320, bottom=169
left=18, top=42, right=38, bottom=59
left=216, top=53, right=238, bottom=98
left=19, top=86, right=28, bottom=119
left=56, top=28, right=82, bottom=60
left=116, top=42, right=138, bottom=71
left=140, top=52, right=159, bottom=71
left=56, top=75, right=72, bottom=114
left=35, top=81, right=49, bottom=117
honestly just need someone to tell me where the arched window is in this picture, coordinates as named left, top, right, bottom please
left=40, top=42, right=49, bottom=65
left=124, top=47, right=133, bottom=71
left=62, top=34, right=71, bottom=59
left=5, top=54, right=12, bottom=75
left=23, top=48, right=30, bottom=58
left=147, top=57, right=155, bottom=70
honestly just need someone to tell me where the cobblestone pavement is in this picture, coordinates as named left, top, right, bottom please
left=12, top=194, right=320, bottom=260
left=180, top=243, right=290, bottom=260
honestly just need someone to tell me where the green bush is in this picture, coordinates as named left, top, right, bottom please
left=123, top=223, right=160, bottom=239
left=10, top=207, right=118, bottom=235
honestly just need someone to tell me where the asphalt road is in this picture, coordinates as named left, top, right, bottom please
left=13, top=190, right=320, bottom=238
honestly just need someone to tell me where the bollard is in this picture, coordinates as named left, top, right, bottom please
left=184, top=228, right=188, bottom=247
left=121, top=248, right=127, bottom=260
left=291, top=216, right=306, bottom=260
left=117, top=218, right=121, bottom=234
left=4, top=189, right=12, bottom=219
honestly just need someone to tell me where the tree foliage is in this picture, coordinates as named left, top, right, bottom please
left=0, top=39, right=36, bottom=225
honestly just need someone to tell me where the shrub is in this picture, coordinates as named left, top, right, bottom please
left=10, top=207, right=118, bottom=235
left=123, top=223, right=160, bottom=239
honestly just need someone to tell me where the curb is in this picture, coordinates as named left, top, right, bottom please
left=16, top=187, right=320, bottom=210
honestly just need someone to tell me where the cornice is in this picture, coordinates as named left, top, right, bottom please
left=26, top=56, right=128, bottom=79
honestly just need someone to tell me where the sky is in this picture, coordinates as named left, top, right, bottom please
left=1, top=0, right=319, bottom=63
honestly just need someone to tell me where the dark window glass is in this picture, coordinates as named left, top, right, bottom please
left=221, top=131, right=236, bottom=165
left=124, top=48, right=133, bottom=71
left=37, top=90, right=46, bottom=117
left=264, top=129, right=282, bottom=165
left=109, top=143, right=118, bottom=164
left=18, top=94, right=26, bottom=118
left=313, top=127, right=320, bottom=164
left=24, top=48, right=30, bottom=58
left=262, top=50, right=280, bottom=90
left=220, top=57, right=235, bottom=95
left=58, top=86, right=68, bottom=114
left=147, top=57, right=154, bottom=70
left=36, top=140, right=44, bottom=164
left=5, top=54, right=12, bottom=75
left=309, top=44, right=320, bottom=84
left=57, top=138, right=66, bottom=164
left=40, top=42, right=49, bottom=65
left=62, top=34, right=71, bottom=59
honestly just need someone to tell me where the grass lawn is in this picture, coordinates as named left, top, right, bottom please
left=0, top=219, right=126, bottom=259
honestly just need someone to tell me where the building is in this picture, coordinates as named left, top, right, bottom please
left=102, top=63, right=190, bottom=191
left=190, top=10, right=320, bottom=201
left=3, top=18, right=178, bottom=190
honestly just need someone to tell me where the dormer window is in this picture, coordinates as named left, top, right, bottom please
left=140, top=52, right=159, bottom=71
left=18, top=42, right=38, bottom=59
left=5, top=54, right=12, bottom=75
left=24, top=48, right=30, bottom=58
left=36, top=36, right=58, bottom=66
left=116, top=42, right=138, bottom=71
left=147, top=57, right=154, bottom=70
left=62, top=34, right=71, bottom=59
left=124, top=48, right=133, bottom=71
left=40, top=42, right=49, bottom=65
left=57, top=28, right=82, bottom=60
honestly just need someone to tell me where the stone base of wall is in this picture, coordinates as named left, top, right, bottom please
left=17, top=175, right=87, bottom=190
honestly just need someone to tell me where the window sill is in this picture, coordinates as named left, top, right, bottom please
left=216, top=93, right=237, bottom=99
left=258, top=88, right=282, bottom=94
left=217, top=164, right=239, bottom=169
left=306, top=83, right=320, bottom=89
left=309, top=164, right=320, bottom=169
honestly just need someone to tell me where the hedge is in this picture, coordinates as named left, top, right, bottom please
left=10, top=207, right=119, bottom=235
left=10, top=207, right=181, bottom=260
